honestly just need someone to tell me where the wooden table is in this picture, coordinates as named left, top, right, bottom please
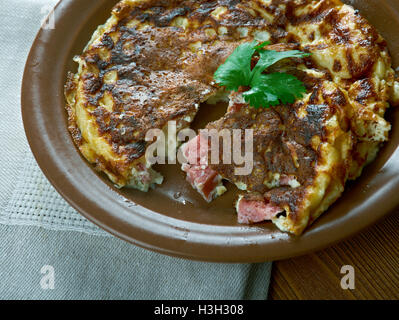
left=268, top=209, right=399, bottom=300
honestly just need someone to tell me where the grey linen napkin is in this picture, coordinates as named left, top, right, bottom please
left=0, top=0, right=272, bottom=299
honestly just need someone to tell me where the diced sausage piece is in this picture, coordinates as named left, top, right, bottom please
left=181, top=136, right=226, bottom=202
left=236, top=196, right=284, bottom=224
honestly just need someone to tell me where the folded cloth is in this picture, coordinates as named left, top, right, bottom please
left=0, top=0, right=272, bottom=299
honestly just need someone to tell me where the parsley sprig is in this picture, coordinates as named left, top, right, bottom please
left=214, top=41, right=311, bottom=109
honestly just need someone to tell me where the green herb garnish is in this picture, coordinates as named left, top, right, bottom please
left=214, top=41, right=311, bottom=109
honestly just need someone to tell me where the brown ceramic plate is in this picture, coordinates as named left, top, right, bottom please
left=22, top=0, right=399, bottom=262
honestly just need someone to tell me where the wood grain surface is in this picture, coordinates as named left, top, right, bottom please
left=268, top=209, right=399, bottom=300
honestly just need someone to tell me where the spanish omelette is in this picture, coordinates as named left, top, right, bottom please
left=65, top=0, right=399, bottom=235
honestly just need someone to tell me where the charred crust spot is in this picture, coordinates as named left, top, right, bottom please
left=101, top=34, right=114, bottom=49
left=322, top=86, right=347, bottom=107
left=69, top=126, right=83, bottom=146
left=136, top=6, right=192, bottom=27
left=82, top=73, right=101, bottom=94
left=126, top=141, right=147, bottom=160
left=331, top=90, right=347, bottom=107
left=192, top=2, right=217, bottom=18
left=265, top=187, right=306, bottom=222
left=333, top=60, right=342, bottom=72
left=309, top=86, right=321, bottom=104
left=346, top=47, right=377, bottom=79
left=85, top=53, right=110, bottom=70
left=288, top=1, right=338, bottom=26
left=355, top=79, right=374, bottom=104
left=331, top=24, right=351, bottom=45
left=158, top=7, right=192, bottom=26
left=117, top=63, right=143, bottom=81
left=64, top=72, right=77, bottom=94
left=293, top=104, right=329, bottom=145
left=305, top=104, right=329, bottom=125
left=92, top=107, right=111, bottom=133
left=65, top=105, right=83, bottom=147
